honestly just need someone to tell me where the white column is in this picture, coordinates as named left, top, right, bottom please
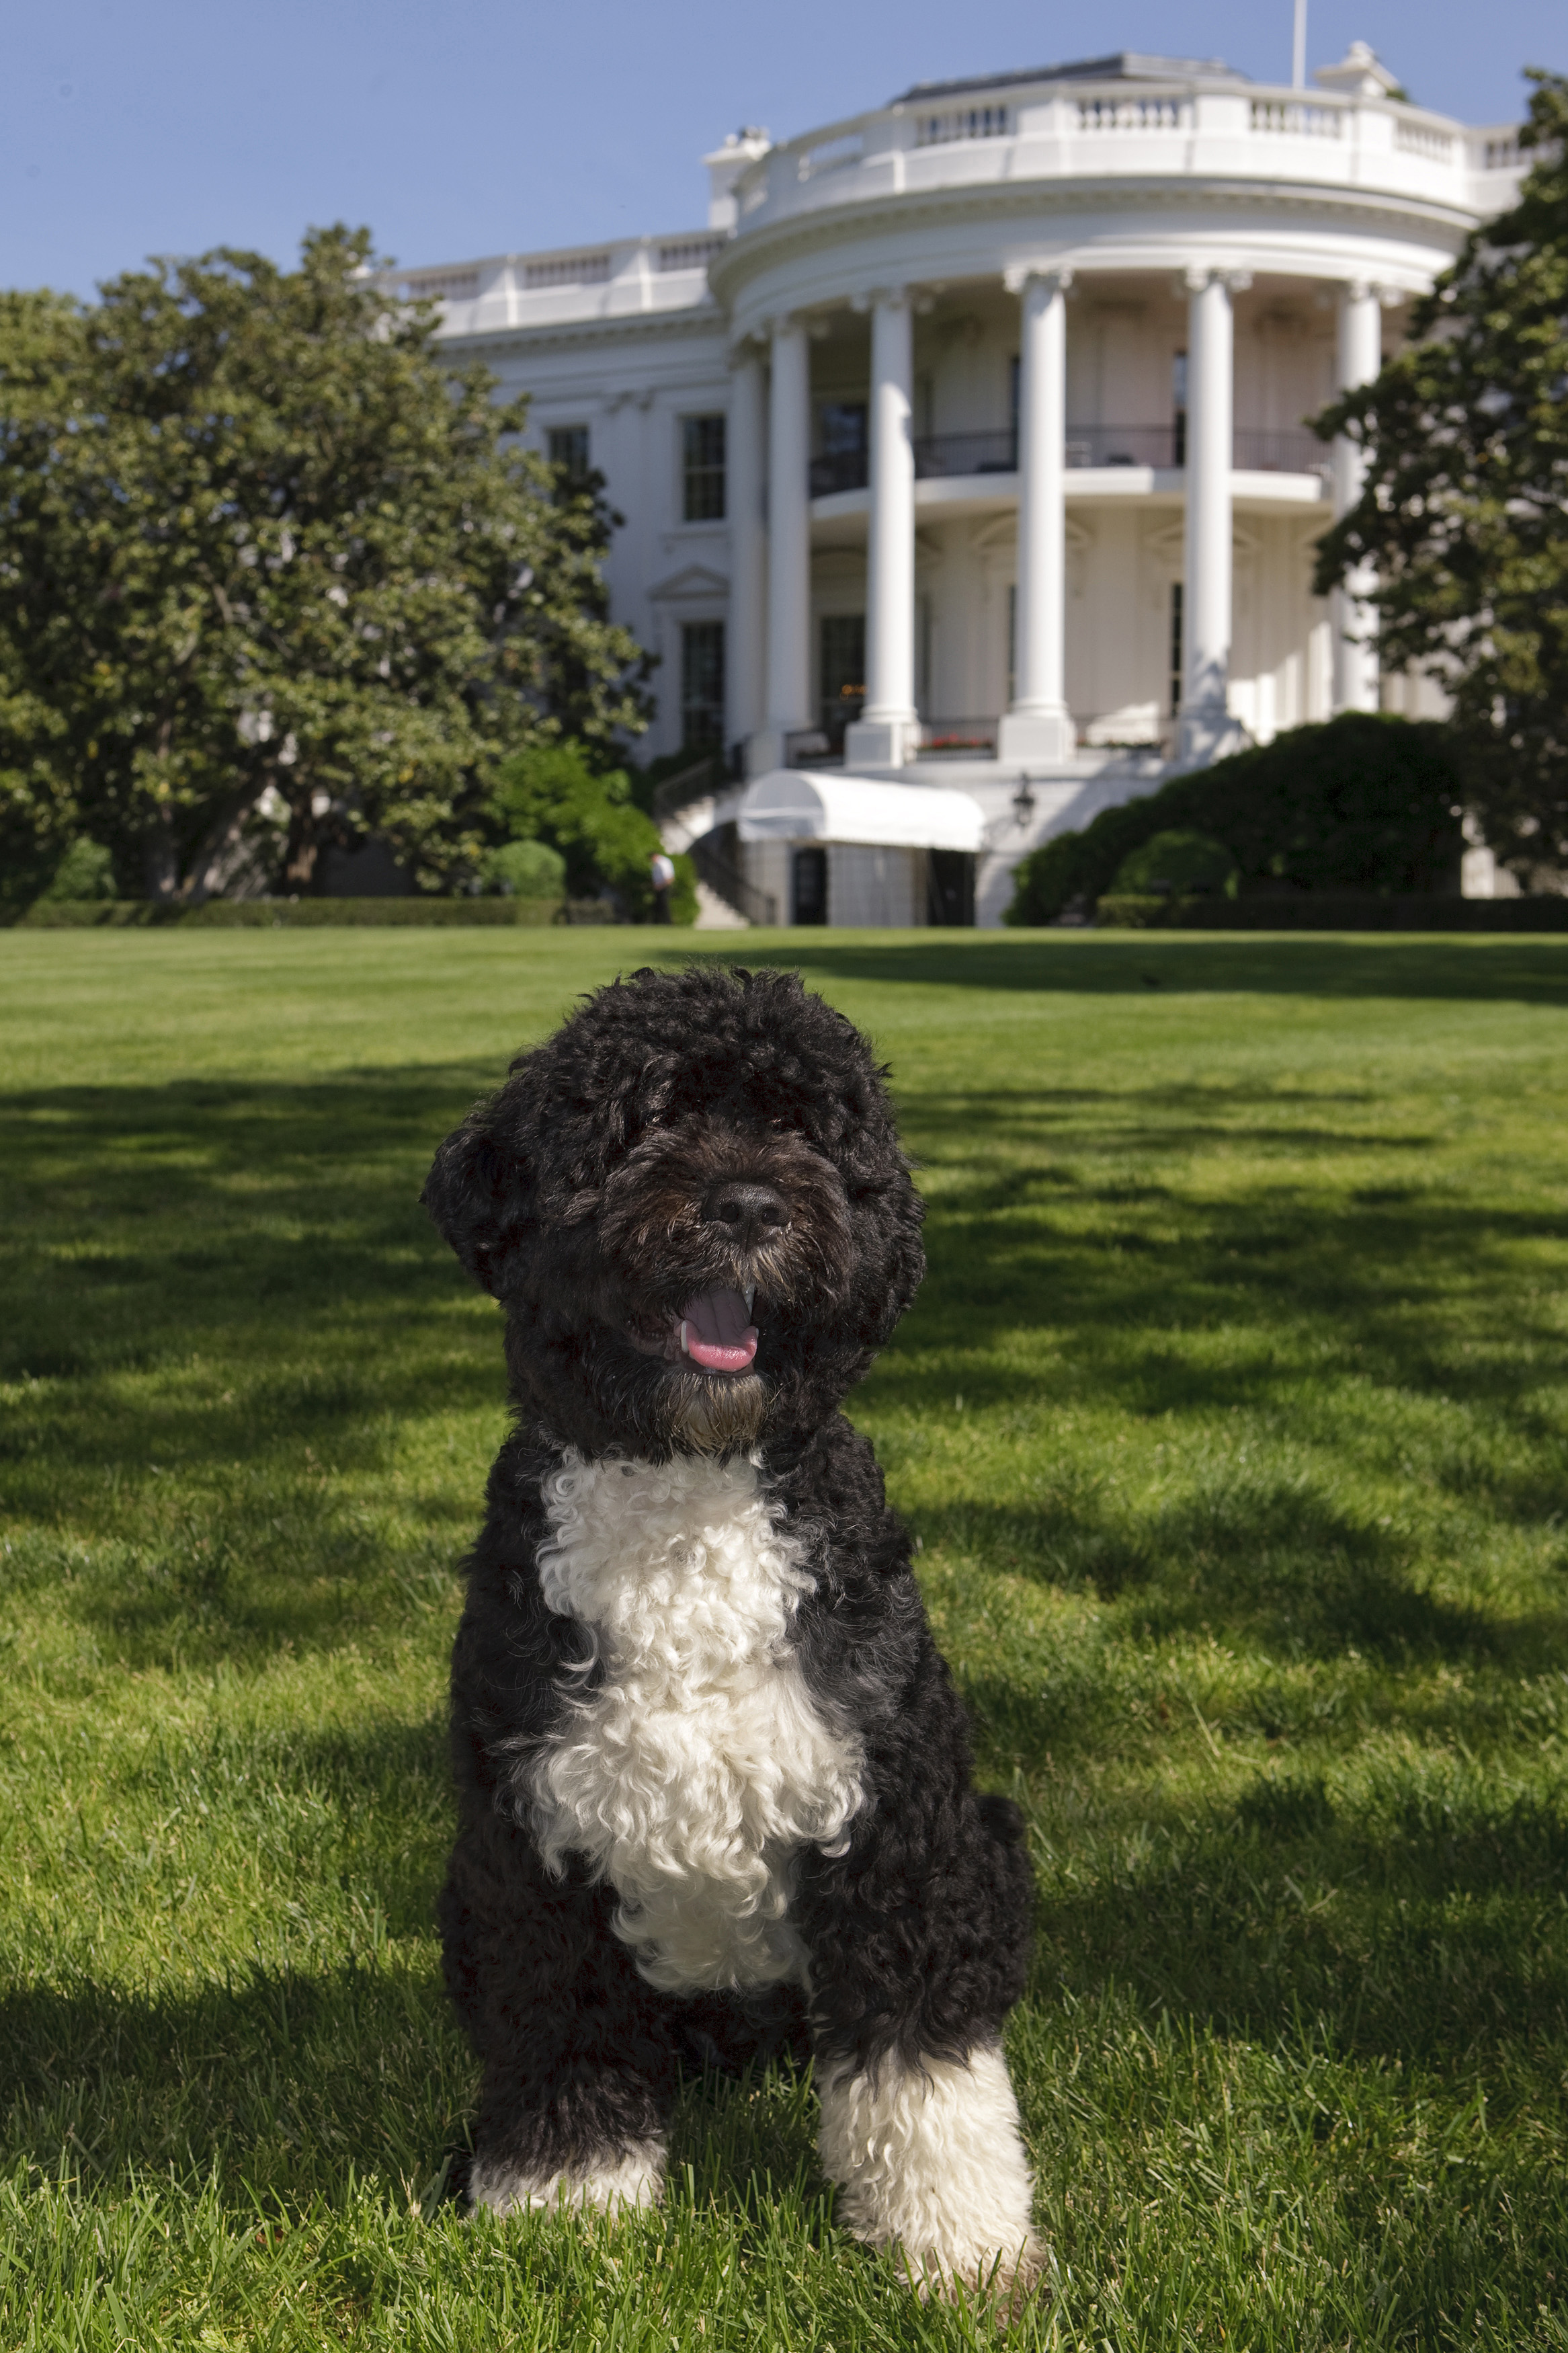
left=1175, top=266, right=1248, bottom=768
left=844, top=290, right=917, bottom=770
left=726, top=344, right=766, bottom=758
left=751, top=316, right=811, bottom=776
left=998, top=267, right=1074, bottom=766
left=1332, top=280, right=1384, bottom=714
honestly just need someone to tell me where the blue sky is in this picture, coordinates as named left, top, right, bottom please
left=8, top=0, right=1563, bottom=297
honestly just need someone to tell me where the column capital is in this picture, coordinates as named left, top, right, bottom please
left=850, top=284, right=911, bottom=315
left=1342, top=278, right=1405, bottom=308
left=1003, top=264, right=1073, bottom=297
left=1180, top=266, right=1252, bottom=294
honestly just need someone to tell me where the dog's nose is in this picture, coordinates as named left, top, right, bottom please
left=702, top=1179, right=788, bottom=1243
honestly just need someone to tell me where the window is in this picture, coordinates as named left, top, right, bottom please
left=819, top=614, right=865, bottom=745
left=792, top=846, right=828, bottom=925
left=1171, top=352, right=1188, bottom=468
left=548, top=424, right=590, bottom=484
left=680, top=620, right=726, bottom=750
left=810, top=401, right=868, bottom=495
left=1169, top=582, right=1184, bottom=716
left=682, top=415, right=726, bottom=522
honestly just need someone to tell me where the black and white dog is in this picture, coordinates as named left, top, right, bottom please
left=422, top=963, right=1040, bottom=2295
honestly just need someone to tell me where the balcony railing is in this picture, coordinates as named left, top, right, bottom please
left=810, top=422, right=1329, bottom=495
left=914, top=430, right=1018, bottom=477
left=1233, top=427, right=1329, bottom=473
left=809, top=450, right=870, bottom=496
left=1066, top=424, right=1173, bottom=467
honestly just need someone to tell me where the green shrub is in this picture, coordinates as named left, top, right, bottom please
left=36, top=836, right=117, bottom=902
left=1110, top=828, right=1237, bottom=897
left=480, top=838, right=567, bottom=899
left=1005, top=715, right=1466, bottom=925
left=490, top=741, right=696, bottom=922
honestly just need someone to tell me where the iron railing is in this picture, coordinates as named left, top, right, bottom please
left=809, top=450, right=868, bottom=496
left=807, top=422, right=1328, bottom=494
left=913, top=429, right=1018, bottom=477
left=1233, top=427, right=1329, bottom=473
left=1066, top=424, right=1178, bottom=467
left=650, top=754, right=725, bottom=823
left=688, top=832, right=778, bottom=926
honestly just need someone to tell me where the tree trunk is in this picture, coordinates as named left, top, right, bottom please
left=142, top=817, right=179, bottom=902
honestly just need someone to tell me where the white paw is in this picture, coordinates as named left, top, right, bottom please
left=468, top=2139, right=665, bottom=2216
left=818, top=2042, right=1042, bottom=2301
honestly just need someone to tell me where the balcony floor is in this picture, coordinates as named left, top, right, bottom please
left=809, top=465, right=1328, bottom=537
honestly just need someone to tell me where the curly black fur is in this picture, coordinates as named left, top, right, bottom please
left=423, top=964, right=1036, bottom=2221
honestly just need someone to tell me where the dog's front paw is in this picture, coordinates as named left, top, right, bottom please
left=819, top=2044, right=1044, bottom=2315
left=467, top=2139, right=666, bottom=2217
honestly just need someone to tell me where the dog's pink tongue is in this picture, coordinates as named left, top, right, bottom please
left=681, top=1287, right=757, bottom=1373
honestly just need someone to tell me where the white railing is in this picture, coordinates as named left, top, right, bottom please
left=524, top=253, right=612, bottom=288
left=657, top=237, right=726, bottom=273
left=1396, top=119, right=1455, bottom=161
left=1250, top=99, right=1344, bottom=136
left=1480, top=133, right=1521, bottom=169
left=915, top=104, right=1010, bottom=147
left=1078, top=96, right=1186, bottom=131
left=798, top=133, right=863, bottom=180
left=401, top=268, right=481, bottom=301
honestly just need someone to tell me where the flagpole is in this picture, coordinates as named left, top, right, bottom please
left=1292, top=0, right=1307, bottom=90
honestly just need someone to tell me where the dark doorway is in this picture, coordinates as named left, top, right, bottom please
left=927, top=850, right=976, bottom=927
left=819, top=614, right=865, bottom=748
left=792, top=846, right=828, bottom=925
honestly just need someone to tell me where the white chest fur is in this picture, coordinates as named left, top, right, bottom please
left=525, top=1449, right=864, bottom=1995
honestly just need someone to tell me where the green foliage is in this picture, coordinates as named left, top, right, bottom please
left=5, top=927, right=1568, bottom=2344
left=479, top=838, right=566, bottom=900
left=1312, top=70, right=1568, bottom=881
left=36, top=837, right=117, bottom=903
left=1109, top=828, right=1237, bottom=897
left=1005, top=714, right=1464, bottom=924
left=491, top=740, right=696, bottom=922
left=0, top=232, right=651, bottom=905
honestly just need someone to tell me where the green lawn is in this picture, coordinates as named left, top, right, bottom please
left=3, top=926, right=1568, bottom=2351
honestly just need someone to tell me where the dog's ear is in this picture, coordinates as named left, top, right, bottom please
left=421, top=1105, right=536, bottom=1298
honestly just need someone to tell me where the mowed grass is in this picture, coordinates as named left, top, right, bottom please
left=3, top=926, right=1568, bottom=2351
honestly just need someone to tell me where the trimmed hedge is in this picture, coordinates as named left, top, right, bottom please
left=7, top=896, right=598, bottom=929
left=1094, top=891, right=1568, bottom=932
left=1005, top=714, right=1468, bottom=926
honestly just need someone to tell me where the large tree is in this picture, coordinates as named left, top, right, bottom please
left=0, top=227, right=649, bottom=902
left=1313, top=71, right=1568, bottom=885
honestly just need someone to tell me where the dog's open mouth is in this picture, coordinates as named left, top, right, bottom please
left=678, top=1285, right=757, bottom=1372
left=625, top=1285, right=759, bottom=1374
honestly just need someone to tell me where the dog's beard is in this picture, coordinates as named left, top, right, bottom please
left=665, top=1367, right=767, bottom=1451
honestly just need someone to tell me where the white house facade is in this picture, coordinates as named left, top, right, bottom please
left=414, top=46, right=1524, bottom=925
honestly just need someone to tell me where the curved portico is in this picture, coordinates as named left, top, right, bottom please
left=710, top=48, right=1520, bottom=784
left=419, top=44, right=1522, bottom=921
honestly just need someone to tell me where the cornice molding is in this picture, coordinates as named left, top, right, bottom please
left=709, top=175, right=1477, bottom=309
left=438, top=306, right=725, bottom=361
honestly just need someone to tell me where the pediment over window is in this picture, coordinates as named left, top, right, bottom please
left=649, top=563, right=729, bottom=601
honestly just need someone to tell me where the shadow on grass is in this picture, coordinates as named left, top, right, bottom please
left=0, top=1959, right=819, bottom=2223
left=917, top=1486, right=1523, bottom=1664
left=652, top=934, right=1568, bottom=1007
left=1022, top=1767, right=1568, bottom=2073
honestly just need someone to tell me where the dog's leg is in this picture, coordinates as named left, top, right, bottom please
left=800, top=1778, right=1043, bottom=2305
left=816, top=2040, right=1042, bottom=2301
left=442, top=1819, right=677, bottom=2218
